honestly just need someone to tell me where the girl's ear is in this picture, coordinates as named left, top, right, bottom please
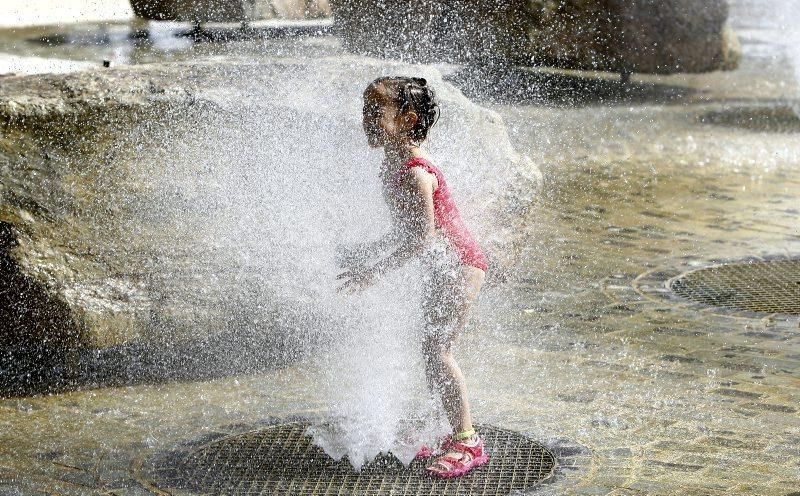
left=403, top=111, right=418, bottom=132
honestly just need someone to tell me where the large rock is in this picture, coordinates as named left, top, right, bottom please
left=332, top=0, right=740, bottom=74
left=0, top=58, right=539, bottom=393
left=526, top=0, right=741, bottom=74
left=130, top=0, right=331, bottom=22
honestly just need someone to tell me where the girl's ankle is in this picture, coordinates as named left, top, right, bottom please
left=453, top=428, right=478, bottom=444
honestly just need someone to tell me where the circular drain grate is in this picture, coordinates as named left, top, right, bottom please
left=670, top=259, right=800, bottom=315
left=144, top=422, right=556, bottom=495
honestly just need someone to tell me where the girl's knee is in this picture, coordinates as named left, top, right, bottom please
left=423, top=337, right=453, bottom=363
left=462, top=266, right=485, bottom=297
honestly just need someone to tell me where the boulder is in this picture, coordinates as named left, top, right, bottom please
left=0, top=58, right=539, bottom=393
left=331, top=0, right=741, bottom=74
left=525, top=0, right=741, bottom=74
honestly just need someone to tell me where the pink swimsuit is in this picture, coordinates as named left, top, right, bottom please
left=403, top=157, right=488, bottom=272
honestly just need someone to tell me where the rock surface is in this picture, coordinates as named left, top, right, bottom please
left=332, top=0, right=741, bottom=74
left=0, top=58, right=539, bottom=393
left=129, top=0, right=331, bottom=22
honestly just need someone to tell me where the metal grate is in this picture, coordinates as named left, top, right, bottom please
left=670, top=259, right=800, bottom=315
left=146, top=422, right=556, bottom=495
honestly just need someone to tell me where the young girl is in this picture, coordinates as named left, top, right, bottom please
left=337, top=76, right=489, bottom=478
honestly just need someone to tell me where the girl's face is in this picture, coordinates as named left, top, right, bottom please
left=362, top=84, right=413, bottom=148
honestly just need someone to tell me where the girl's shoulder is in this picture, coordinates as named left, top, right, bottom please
left=403, top=156, right=441, bottom=191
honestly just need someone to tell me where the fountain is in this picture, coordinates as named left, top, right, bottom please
left=0, top=52, right=539, bottom=469
left=1, top=1, right=799, bottom=494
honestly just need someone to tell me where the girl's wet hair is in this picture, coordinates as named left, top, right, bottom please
left=370, top=76, right=440, bottom=142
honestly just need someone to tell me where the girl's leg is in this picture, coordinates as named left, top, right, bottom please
left=423, top=335, right=473, bottom=434
left=422, top=265, right=485, bottom=435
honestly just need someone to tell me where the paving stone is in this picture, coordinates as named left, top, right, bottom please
left=57, top=471, right=100, bottom=488
left=574, top=486, right=615, bottom=495
left=648, top=441, right=718, bottom=454
left=712, top=388, right=763, bottom=399
left=739, top=402, right=797, bottom=414
left=0, top=485, right=50, bottom=496
left=645, top=460, right=705, bottom=472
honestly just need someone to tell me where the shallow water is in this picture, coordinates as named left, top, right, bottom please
left=1, top=1, right=799, bottom=495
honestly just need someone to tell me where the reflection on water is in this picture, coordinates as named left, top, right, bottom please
left=699, top=104, right=800, bottom=132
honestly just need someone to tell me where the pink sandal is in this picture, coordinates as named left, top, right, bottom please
left=426, top=436, right=489, bottom=478
left=414, top=435, right=453, bottom=459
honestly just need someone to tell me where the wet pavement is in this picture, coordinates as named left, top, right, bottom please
left=467, top=14, right=800, bottom=492
left=468, top=17, right=800, bottom=492
left=1, top=2, right=800, bottom=496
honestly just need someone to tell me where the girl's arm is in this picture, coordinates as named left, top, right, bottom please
left=337, top=167, right=435, bottom=293
left=337, top=227, right=402, bottom=270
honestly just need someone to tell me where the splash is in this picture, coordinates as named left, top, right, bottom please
left=108, top=58, right=538, bottom=469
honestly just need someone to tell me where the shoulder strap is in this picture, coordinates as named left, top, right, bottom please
left=404, top=156, right=430, bottom=170
left=404, top=157, right=441, bottom=191
left=406, top=157, right=443, bottom=178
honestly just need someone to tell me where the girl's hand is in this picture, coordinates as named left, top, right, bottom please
left=336, top=267, right=376, bottom=294
left=335, top=244, right=367, bottom=271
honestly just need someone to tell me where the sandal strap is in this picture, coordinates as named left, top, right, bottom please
left=432, top=451, right=473, bottom=471
left=450, top=439, right=483, bottom=459
left=430, top=455, right=459, bottom=471
left=442, top=453, right=468, bottom=463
